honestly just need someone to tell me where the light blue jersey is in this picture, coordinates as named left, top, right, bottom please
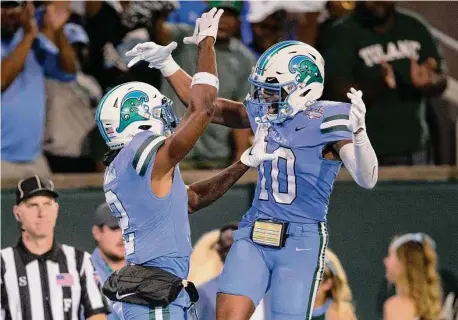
left=245, top=100, right=353, bottom=223
left=103, top=130, right=192, bottom=288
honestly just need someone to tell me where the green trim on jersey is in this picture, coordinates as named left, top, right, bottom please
left=132, top=134, right=166, bottom=177
left=149, top=306, right=170, bottom=320
left=320, top=114, right=351, bottom=134
left=305, top=222, right=328, bottom=320
left=322, top=114, right=349, bottom=123
left=320, top=126, right=351, bottom=134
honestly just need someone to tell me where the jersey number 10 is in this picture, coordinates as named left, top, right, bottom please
left=259, top=146, right=296, bottom=204
left=105, top=190, right=135, bottom=255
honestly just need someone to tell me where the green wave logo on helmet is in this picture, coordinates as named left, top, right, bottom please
left=117, top=90, right=150, bottom=133
left=288, top=55, right=323, bottom=86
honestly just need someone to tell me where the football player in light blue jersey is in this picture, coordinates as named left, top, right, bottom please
left=95, top=8, right=275, bottom=320
left=126, top=39, right=379, bottom=320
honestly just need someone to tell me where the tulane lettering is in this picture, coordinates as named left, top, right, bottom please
left=358, top=40, right=421, bottom=67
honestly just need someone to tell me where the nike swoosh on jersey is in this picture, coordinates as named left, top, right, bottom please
left=116, top=291, right=136, bottom=300
left=295, top=126, right=308, bottom=131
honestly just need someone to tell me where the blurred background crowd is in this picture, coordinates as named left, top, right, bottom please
left=1, top=0, right=458, bottom=180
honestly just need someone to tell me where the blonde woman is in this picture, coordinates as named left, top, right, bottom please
left=383, top=233, right=442, bottom=320
left=312, top=248, right=357, bottom=320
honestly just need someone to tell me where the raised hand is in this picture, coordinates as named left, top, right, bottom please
left=44, top=3, right=70, bottom=31
left=347, top=88, right=366, bottom=134
left=20, top=2, right=38, bottom=37
left=241, top=124, right=277, bottom=168
left=125, top=41, right=179, bottom=76
left=183, top=8, right=224, bottom=45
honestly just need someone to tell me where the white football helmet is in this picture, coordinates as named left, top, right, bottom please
left=248, top=40, right=325, bottom=123
left=95, top=82, right=179, bottom=150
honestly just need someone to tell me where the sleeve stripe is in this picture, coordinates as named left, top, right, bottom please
left=320, top=125, right=351, bottom=134
left=322, top=114, right=349, bottom=123
left=132, top=135, right=166, bottom=174
left=320, top=118, right=350, bottom=130
left=132, top=135, right=159, bottom=169
left=138, top=137, right=166, bottom=177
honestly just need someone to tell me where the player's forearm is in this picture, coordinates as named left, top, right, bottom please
left=187, top=160, right=249, bottom=213
left=213, top=99, right=251, bottom=128
left=160, top=38, right=218, bottom=168
left=166, top=61, right=249, bottom=128
left=188, top=37, right=218, bottom=115
left=339, top=132, right=378, bottom=189
left=1, top=34, right=35, bottom=93
left=166, top=69, right=193, bottom=107
left=353, top=131, right=378, bottom=188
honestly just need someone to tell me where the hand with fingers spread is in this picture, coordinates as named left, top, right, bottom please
left=183, top=7, right=224, bottom=45
left=125, top=41, right=180, bottom=76
left=347, top=88, right=366, bottom=134
left=241, top=124, right=277, bottom=168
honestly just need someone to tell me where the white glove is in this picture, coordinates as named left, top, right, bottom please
left=347, top=87, right=367, bottom=133
left=183, top=8, right=224, bottom=45
left=241, top=124, right=277, bottom=168
left=125, top=41, right=180, bottom=77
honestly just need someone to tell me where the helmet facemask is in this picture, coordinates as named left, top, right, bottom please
left=249, top=77, right=294, bottom=124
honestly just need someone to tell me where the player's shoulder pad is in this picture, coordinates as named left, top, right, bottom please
left=128, top=131, right=166, bottom=177
left=319, top=100, right=351, bottom=135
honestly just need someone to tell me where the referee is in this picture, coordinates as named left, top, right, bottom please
left=1, top=175, right=110, bottom=320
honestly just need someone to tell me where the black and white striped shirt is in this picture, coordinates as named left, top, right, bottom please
left=1, top=239, right=110, bottom=320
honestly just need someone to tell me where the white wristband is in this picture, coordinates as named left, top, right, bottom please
left=160, top=58, right=180, bottom=77
left=191, top=72, right=219, bottom=92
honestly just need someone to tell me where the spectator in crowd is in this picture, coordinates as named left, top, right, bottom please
left=377, top=267, right=458, bottom=319
left=44, top=21, right=102, bottom=173
left=311, top=249, right=357, bottom=320
left=1, top=0, right=76, bottom=180
left=156, top=1, right=256, bottom=168
left=383, top=233, right=442, bottom=320
left=194, top=223, right=239, bottom=319
left=188, top=229, right=223, bottom=287
left=441, top=287, right=458, bottom=320
left=243, top=2, right=288, bottom=58
left=193, top=222, right=266, bottom=320
left=320, top=1, right=447, bottom=165
left=167, top=0, right=208, bottom=25
left=0, top=175, right=110, bottom=319
left=260, top=248, right=358, bottom=320
left=85, top=1, right=177, bottom=171
left=91, top=203, right=125, bottom=320
left=84, top=1, right=176, bottom=91
left=316, top=1, right=355, bottom=52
